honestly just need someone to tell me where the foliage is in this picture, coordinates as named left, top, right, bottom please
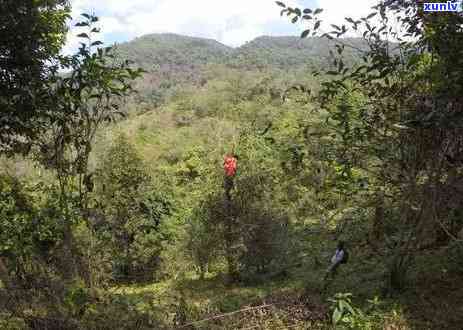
left=95, top=134, right=170, bottom=281
left=0, top=175, right=36, bottom=259
left=0, top=0, right=70, bottom=154
left=446, top=241, right=463, bottom=274
left=185, top=131, right=299, bottom=282
left=186, top=203, right=223, bottom=278
left=329, top=293, right=385, bottom=329
left=282, top=0, right=463, bottom=293
left=110, top=32, right=370, bottom=109
left=31, top=13, right=144, bottom=280
left=2, top=0, right=463, bottom=328
left=0, top=176, right=66, bottom=288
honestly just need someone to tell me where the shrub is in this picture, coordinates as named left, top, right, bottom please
left=94, top=134, right=171, bottom=282
left=187, top=172, right=296, bottom=282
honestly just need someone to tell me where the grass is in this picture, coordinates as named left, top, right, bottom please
left=104, top=244, right=463, bottom=329
left=105, top=257, right=410, bottom=329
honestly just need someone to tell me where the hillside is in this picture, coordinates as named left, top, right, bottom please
left=115, top=33, right=367, bottom=107
left=3, top=2, right=463, bottom=329
left=116, top=33, right=233, bottom=70
left=115, top=33, right=234, bottom=107
left=232, top=36, right=366, bottom=69
left=117, top=33, right=366, bottom=71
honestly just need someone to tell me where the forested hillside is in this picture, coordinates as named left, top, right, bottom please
left=1, top=1, right=463, bottom=329
left=233, top=36, right=366, bottom=69
left=116, top=34, right=366, bottom=107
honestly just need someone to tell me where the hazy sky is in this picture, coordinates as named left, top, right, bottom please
left=64, top=0, right=378, bottom=54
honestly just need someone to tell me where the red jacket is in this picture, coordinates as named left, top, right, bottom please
left=224, top=156, right=237, bottom=177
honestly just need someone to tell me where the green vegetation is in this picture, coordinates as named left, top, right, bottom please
left=0, top=0, right=70, bottom=154
left=114, top=32, right=369, bottom=109
left=1, top=0, right=463, bottom=329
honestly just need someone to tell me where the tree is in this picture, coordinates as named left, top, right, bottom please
left=281, top=0, right=463, bottom=291
left=0, top=0, right=70, bottom=154
left=0, top=174, right=35, bottom=288
left=29, top=13, right=144, bottom=280
left=95, top=134, right=170, bottom=281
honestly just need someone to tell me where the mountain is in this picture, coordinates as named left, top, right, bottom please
left=117, top=33, right=366, bottom=71
left=115, top=33, right=233, bottom=70
left=115, top=33, right=235, bottom=107
left=114, top=33, right=367, bottom=106
left=233, top=36, right=367, bottom=69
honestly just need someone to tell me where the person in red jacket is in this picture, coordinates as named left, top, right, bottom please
left=223, top=154, right=238, bottom=199
left=224, top=154, right=238, bottom=177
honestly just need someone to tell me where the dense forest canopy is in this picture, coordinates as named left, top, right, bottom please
left=0, top=0, right=463, bottom=329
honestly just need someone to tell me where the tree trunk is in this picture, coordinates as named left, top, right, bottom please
left=224, top=176, right=240, bottom=283
left=62, top=221, right=76, bottom=281
left=371, top=191, right=384, bottom=243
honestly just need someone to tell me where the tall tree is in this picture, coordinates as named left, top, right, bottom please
left=0, top=0, right=70, bottom=154
left=32, top=14, right=143, bottom=280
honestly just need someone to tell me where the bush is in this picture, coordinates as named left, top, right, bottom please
left=329, top=293, right=383, bottom=330
left=94, top=134, right=171, bottom=282
left=187, top=172, right=297, bottom=282
left=186, top=208, right=223, bottom=278
left=446, top=241, right=463, bottom=274
left=80, top=290, right=165, bottom=329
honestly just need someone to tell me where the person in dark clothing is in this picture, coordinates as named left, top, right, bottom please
left=323, top=241, right=347, bottom=286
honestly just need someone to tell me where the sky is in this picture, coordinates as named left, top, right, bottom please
left=64, top=0, right=379, bottom=54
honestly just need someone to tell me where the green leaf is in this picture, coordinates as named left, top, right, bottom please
left=314, top=8, right=323, bottom=14
left=367, top=12, right=377, bottom=19
left=345, top=17, right=354, bottom=24
left=303, top=8, right=312, bottom=14
left=322, top=33, right=334, bottom=40
left=333, top=308, right=343, bottom=324
left=91, top=41, right=104, bottom=47
left=303, top=15, right=312, bottom=20
left=301, top=29, right=311, bottom=38
left=331, top=24, right=341, bottom=30
left=314, top=20, right=321, bottom=30
left=276, top=1, right=286, bottom=7
left=77, top=33, right=90, bottom=39
left=292, top=16, right=298, bottom=23
left=345, top=302, right=356, bottom=315
left=339, top=301, right=349, bottom=313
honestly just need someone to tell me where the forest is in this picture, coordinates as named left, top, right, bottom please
left=1, top=0, right=463, bottom=329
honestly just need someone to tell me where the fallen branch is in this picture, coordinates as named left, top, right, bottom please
left=177, top=303, right=274, bottom=328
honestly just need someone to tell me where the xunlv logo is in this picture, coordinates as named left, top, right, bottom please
left=423, top=1, right=461, bottom=12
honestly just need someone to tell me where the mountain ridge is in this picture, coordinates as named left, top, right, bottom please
left=114, top=33, right=367, bottom=106
left=115, top=32, right=366, bottom=69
